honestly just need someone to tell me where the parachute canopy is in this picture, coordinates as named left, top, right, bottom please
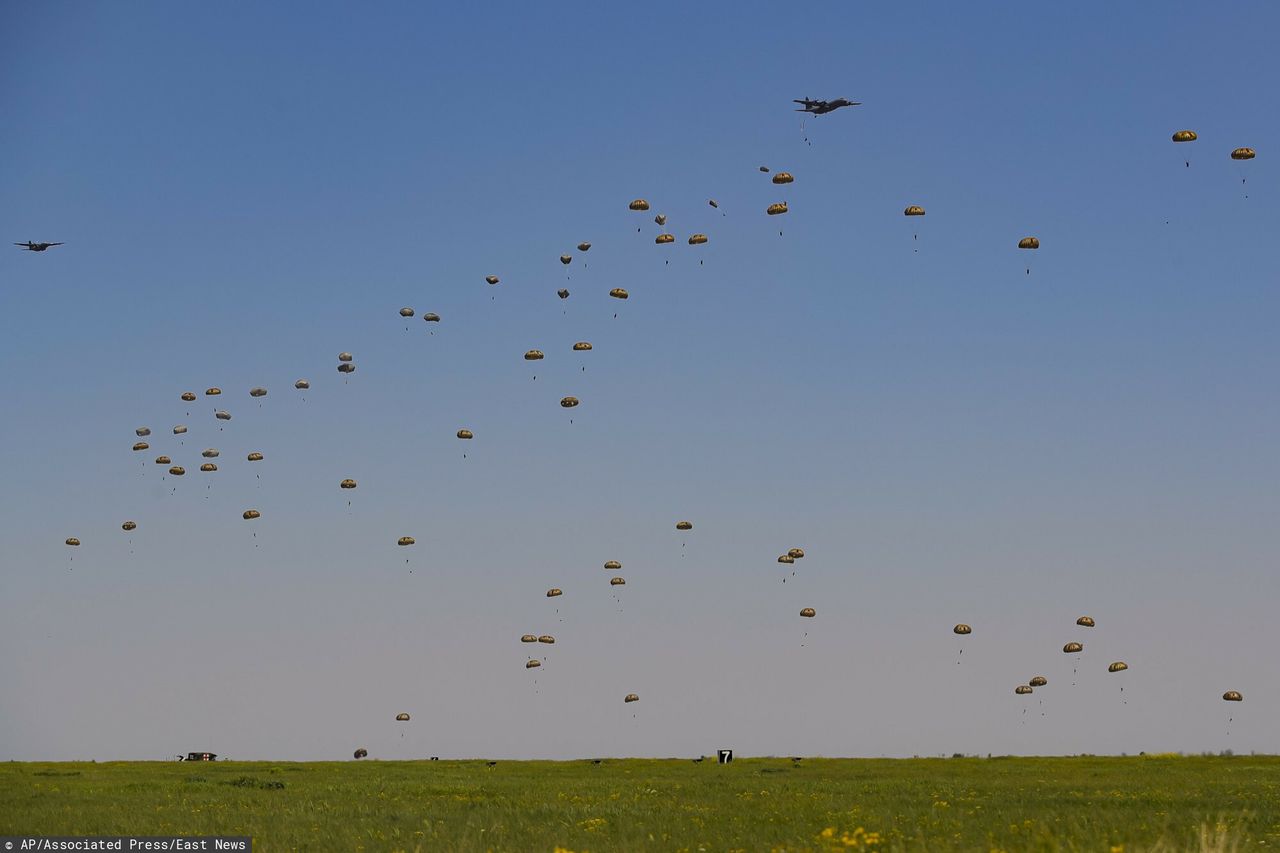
left=778, top=555, right=795, bottom=564
left=904, top=206, right=926, bottom=216
left=688, top=234, right=708, bottom=245
left=655, top=234, right=675, bottom=245
left=424, top=313, right=440, bottom=322
left=395, top=713, right=410, bottom=721
left=295, top=379, right=310, bottom=390
left=560, top=397, right=579, bottom=408
left=772, top=172, right=794, bottom=184
left=628, top=199, right=650, bottom=211
left=181, top=392, right=197, bottom=402
left=486, top=275, right=500, bottom=285
left=249, top=387, right=267, bottom=398
left=577, top=242, right=591, bottom=252
left=1015, top=685, right=1033, bottom=695
left=954, top=624, right=972, bottom=635
left=1064, top=642, right=1083, bottom=654
left=604, top=560, right=622, bottom=570
left=169, top=466, right=185, bottom=476
left=338, top=363, right=356, bottom=374
left=205, top=387, right=222, bottom=396
left=132, top=442, right=149, bottom=451
left=800, top=607, right=816, bottom=618
left=354, top=749, right=367, bottom=759
left=1018, top=237, right=1040, bottom=250
left=1172, top=130, right=1197, bottom=142
left=338, top=352, right=353, bottom=362
left=573, top=342, right=593, bottom=351
left=1029, top=676, right=1047, bottom=687
left=625, top=694, right=639, bottom=703
left=654, top=214, right=667, bottom=226
left=136, top=427, right=151, bottom=437
left=788, top=548, right=805, bottom=559
left=173, top=425, right=187, bottom=435
left=242, top=509, right=261, bottom=520
left=457, top=429, right=474, bottom=439
left=155, top=456, right=171, bottom=465
left=546, top=588, right=562, bottom=597
left=399, top=307, right=415, bottom=318
left=766, top=202, right=789, bottom=215
left=1223, top=691, right=1243, bottom=702
left=122, top=521, right=137, bottom=531
left=397, top=536, right=415, bottom=546
left=199, top=463, right=217, bottom=472
left=247, top=452, right=263, bottom=462
left=709, top=199, right=719, bottom=208
left=558, top=289, right=570, bottom=299
left=521, top=634, right=538, bottom=643
left=676, top=521, right=693, bottom=531
left=340, top=479, right=357, bottom=489
left=560, top=254, right=573, bottom=264
left=1231, top=147, right=1256, bottom=160
left=201, top=448, right=220, bottom=458
left=65, top=537, right=80, bottom=547
left=526, top=659, right=541, bottom=669
left=610, top=577, right=626, bottom=586
left=215, top=411, right=231, bottom=420
left=525, top=350, right=544, bottom=361
left=1108, top=661, right=1128, bottom=673
left=1076, top=616, right=1095, bottom=627
left=609, top=288, right=629, bottom=300
left=538, top=635, right=555, bottom=644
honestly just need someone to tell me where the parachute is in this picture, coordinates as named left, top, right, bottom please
left=1172, top=130, right=1197, bottom=143
left=247, top=452, right=263, bottom=462
left=249, top=387, right=267, bottom=398
left=338, top=352, right=353, bottom=362
left=457, top=429, right=474, bottom=439
left=610, top=577, right=626, bottom=586
left=521, top=635, right=538, bottom=643
left=604, top=560, right=622, bottom=570
left=1223, top=691, right=1243, bottom=702
left=577, top=242, right=591, bottom=252
left=295, top=379, right=310, bottom=390
left=205, top=387, right=222, bottom=396
left=688, top=234, right=708, bottom=245
left=395, top=713, right=410, bottom=722
left=242, top=510, right=261, bottom=520
left=340, top=479, right=358, bottom=489
left=173, top=425, right=187, bottom=435
left=772, top=172, right=794, bottom=184
left=560, top=255, right=573, bottom=265
left=788, top=548, right=805, bottom=559
left=1076, top=616, right=1095, bottom=627
left=337, top=363, right=356, bottom=374
left=676, top=521, right=693, bottom=530
left=800, top=607, right=816, bottom=618
left=609, top=288, right=629, bottom=300
left=201, top=449, right=220, bottom=458
left=1018, top=237, right=1040, bottom=249
left=65, top=538, right=80, bottom=547
left=1029, top=676, right=1047, bottom=687
left=655, top=234, right=675, bottom=245
left=573, top=342, right=592, bottom=351
left=423, top=313, right=440, bottom=322
left=155, top=456, right=171, bottom=465
left=1015, top=685, right=1033, bottom=695
left=1231, top=147, right=1256, bottom=160
left=397, top=536, right=415, bottom=546
left=628, top=199, right=650, bottom=211
left=904, top=206, right=926, bottom=216
left=199, top=463, right=217, bottom=472
left=624, top=694, right=639, bottom=703
left=136, top=427, right=151, bottom=437
left=1063, top=642, right=1083, bottom=654
left=121, top=521, right=137, bottom=531
left=778, top=555, right=795, bottom=564
left=526, top=659, right=541, bottom=669
left=546, top=588, right=562, bottom=597
left=399, top=307, right=415, bottom=318
left=214, top=411, right=231, bottom=421
left=558, top=289, right=570, bottom=299
left=654, top=214, right=667, bottom=226
left=354, top=749, right=367, bottom=759
left=953, top=624, right=972, bottom=635
left=538, top=635, right=555, bottom=644
left=525, top=350, right=545, bottom=361
left=486, top=275, right=500, bottom=285
left=709, top=199, right=719, bottom=208
left=181, top=392, right=196, bottom=402
left=759, top=166, right=770, bottom=172
left=1108, top=661, right=1128, bottom=673
left=766, top=202, right=789, bottom=215
left=132, top=442, right=149, bottom=451
left=560, top=397, right=579, bottom=408
left=169, top=466, right=185, bottom=476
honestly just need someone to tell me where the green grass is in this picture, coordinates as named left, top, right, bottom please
left=3, top=756, right=1278, bottom=851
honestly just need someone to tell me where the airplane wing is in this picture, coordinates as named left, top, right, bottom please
left=48, top=242, right=64, bottom=246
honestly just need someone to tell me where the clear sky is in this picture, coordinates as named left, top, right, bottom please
left=2, top=1, right=1277, bottom=761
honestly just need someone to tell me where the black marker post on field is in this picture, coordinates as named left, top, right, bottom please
left=718, top=749, right=733, bottom=764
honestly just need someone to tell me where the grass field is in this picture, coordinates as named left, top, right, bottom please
left=3, top=756, right=1278, bottom=852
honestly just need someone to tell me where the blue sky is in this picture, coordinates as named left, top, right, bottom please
left=2, top=1, right=1277, bottom=760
